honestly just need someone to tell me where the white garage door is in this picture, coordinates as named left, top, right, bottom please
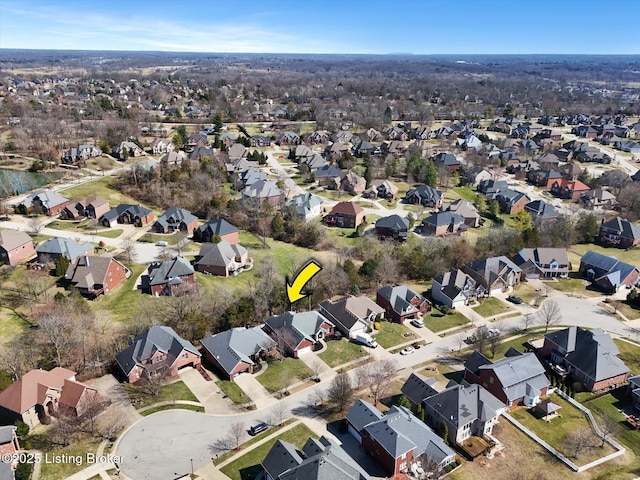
left=297, top=345, right=313, bottom=356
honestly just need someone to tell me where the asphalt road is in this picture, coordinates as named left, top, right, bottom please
left=114, top=295, right=636, bottom=480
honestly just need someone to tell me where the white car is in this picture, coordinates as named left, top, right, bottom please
left=410, top=319, right=424, bottom=328
left=400, top=346, right=415, bottom=355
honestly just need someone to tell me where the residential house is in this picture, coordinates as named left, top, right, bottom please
left=200, top=327, right=276, bottom=381
left=512, top=248, right=569, bottom=279
left=277, top=131, right=301, bottom=146
left=495, top=189, right=530, bottom=214
left=580, top=189, right=618, bottom=211
left=323, top=202, right=365, bottom=229
left=442, top=199, right=481, bottom=227
left=36, top=237, right=93, bottom=263
left=380, top=140, right=405, bottom=156
left=159, top=151, right=185, bottom=169
left=0, top=230, right=35, bottom=266
left=263, top=311, right=335, bottom=357
left=324, top=141, right=348, bottom=161
left=99, top=204, right=154, bottom=228
left=346, top=401, right=455, bottom=476
left=572, top=125, right=598, bottom=139
left=421, top=212, right=467, bottom=237
left=431, top=269, right=483, bottom=308
left=228, top=143, right=248, bottom=162
left=597, top=217, right=640, bottom=248
left=60, top=195, right=110, bottom=220
left=285, top=193, right=324, bottom=222
left=463, top=166, right=493, bottom=187
left=463, top=349, right=550, bottom=408
left=194, top=218, right=239, bottom=244
left=143, top=256, right=197, bottom=296
left=262, top=436, right=369, bottom=480
left=318, top=295, right=384, bottom=338
left=629, top=375, right=640, bottom=409
left=432, top=152, right=462, bottom=171
left=477, top=179, right=508, bottom=197
left=540, top=326, right=630, bottom=392
left=113, top=141, right=145, bottom=159
left=462, top=256, right=522, bottom=295
left=241, top=180, right=284, bottom=206
left=362, top=179, right=399, bottom=201
left=423, top=382, right=507, bottom=449
left=150, top=138, right=174, bottom=155
left=152, top=207, right=199, bottom=234
left=614, top=140, right=640, bottom=154
left=400, top=373, right=438, bottom=406
left=62, top=144, right=102, bottom=164
left=18, top=189, right=70, bottom=215
left=375, top=215, right=410, bottom=241
left=195, top=240, right=252, bottom=277
left=578, top=250, right=639, bottom=291
left=184, top=133, right=208, bottom=152
left=0, top=368, right=102, bottom=427
left=0, top=425, right=20, bottom=478
left=524, top=200, right=558, bottom=222
left=65, top=255, right=129, bottom=298
left=352, top=140, right=376, bottom=157
left=376, top=285, right=431, bottom=323
left=115, top=326, right=201, bottom=383
left=189, top=146, right=215, bottom=162
left=526, top=169, right=562, bottom=188
left=550, top=179, right=590, bottom=201
left=404, top=185, right=444, bottom=209
left=340, top=171, right=366, bottom=195
left=315, top=165, right=342, bottom=187
left=386, top=126, right=408, bottom=141
left=251, top=135, right=271, bottom=147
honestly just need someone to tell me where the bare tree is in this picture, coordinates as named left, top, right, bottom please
left=228, top=422, right=247, bottom=450
left=49, top=415, right=80, bottom=446
left=563, top=428, right=595, bottom=459
left=521, top=313, right=533, bottom=332
left=473, top=325, right=490, bottom=355
left=309, top=358, right=326, bottom=382
left=417, top=453, right=445, bottom=480
left=78, top=391, right=107, bottom=434
left=326, top=371, right=353, bottom=412
left=121, top=238, right=137, bottom=263
left=97, top=406, right=128, bottom=441
left=140, top=367, right=168, bottom=397
left=597, top=414, right=619, bottom=448
left=538, top=300, right=561, bottom=333
left=280, top=370, right=293, bottom=397
left=27, top=217, right=46, bottom=235
left=269, top=402, right=289, bottom=427
left=173, top=231, right=189, bottom=256
left=609, top=299, right=622, bottom=314
left=361, top=359, right=397, bottom=406
left=0, top=341, right=27, bottom=381
left=488, top=333, right=501, bottom=358
left=36, top=306, right=79, bottom=366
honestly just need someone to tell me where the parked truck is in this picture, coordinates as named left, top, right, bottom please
left=354, top=332, right=378, bottom=348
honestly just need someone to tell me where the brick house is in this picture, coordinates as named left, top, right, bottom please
left=376, top=285, right=430, bottom=323
left=462, top=256, right=522, bottom=295
left=404, top=185, right=444, bottom=208
left=463, top=349, right=549, bottom=409
left=18, top=189, right=70, bottom=215
left=36, top=237, right=94, bottom=263
left=60, top=195, right=110, bottom=220
left=421, top=212, right=467, bottom=237
left=241, top=180, right=284, bottom=207
left=323, top=202, right=365, bottom=229
left=539, top=326, right=630, bottom=392
left=495, top=189, right=530, bottom=214
left=99, top=204, right=154, bottom=228
left=526, top=169, right=562, bottom=188
left=263, top=311, right=334, bottom=358
left=362, top=179, right=399, bottom=201
left=115, top=326, right=201, bottom=383
left=195, top=240, right=252, bottom=276
left=375, top=214, right=410, bottom=241
left=143, top=256, right=196, bottom=296
left=65, top=255, right=129, bottom=298
left=200, top=327, right=276, bottom=381
left=550, top=179, right=590, bottom=201
left=345, top=400, right=455, bottom=477
left=318, top=295, right=384, bottom=339
left=579, top=250, right=639, bottom=291
left=152, top=207, right=199, bottom=234
left=194, top=218, right=239, bottom=244
left=597, top=217, right=640, bottom=249
left=0, top=230, right=35, bottom=266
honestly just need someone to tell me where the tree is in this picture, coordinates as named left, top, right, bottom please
left=326, top=372, right=353, bottom=412
left=521, top=313, right=533, bottom=332
left=597, top=414, right=619, bottom=448
left=77, top=391, right=106, bottom=434
left=228, top=422, right=246, bottom=450
left=55, top=255, right=70, bottom=276
left=173, top=231, right=189, bottom=256
left=575, top=212, right=599, bottom=244
left=440, top=420, right=450, bottom=445
left=563, top=428, right=594, bottom=459
left=488, top=199, right=501, bottom=219
left=415, top=402, right=425, bottom=421
left=37, top=306, right=78, bottom=366
left=269, top=402, right=289, bottom=427
left=473, top=325, right=490, bottom=354
left=425, top=161, right=438, bottom=187
left=538, top=299, right=561, bottom=333
left=397, top=394, right=412, bottom=409
left=121, top=238, right=137, bottom=263
left=503, top=102, right=516, bottom=117
left=488, top=333, right=501, bottom=358
left=362, top=359, right=397, bottom=406
left=49, top=415, right=80, bottom=446
left=309, top=358, right=326, bottom=382
left=280, top=369, right=293, bottom=397
left=27, top=218, right=46, bottom=235
left=473, top=194, right=487, bottom=214
left=513, top=210, right=533, bottom=231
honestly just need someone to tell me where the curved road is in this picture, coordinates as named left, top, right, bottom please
left=114, top=295, right=638, bottom=479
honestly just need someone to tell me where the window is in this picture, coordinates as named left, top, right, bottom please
left=182, top=353, right=188, bottom=359
left=489, top=376, right=494, bottom=384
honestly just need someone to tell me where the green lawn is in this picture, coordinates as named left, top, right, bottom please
left=374, top=321, right=414, bottom=348
left=216, top=380, right=250, bottom=404
left=138, top=232, right=183, bottom=245
left=616, top=301, right=640, bottom=320
left=510, top=393, right=615, bottom=464
left=140, top=404, right=204, bottom=416
left=123, top=380, right=198, bottom=408
left=472, top=297, right=514, bottom=317
left=48, top=218, right=89, bottom=231
left=546, top=275, right=603, bottom=297
left=89, top=262, right=146, bottom=323
left=59, top=176, right=149, bottom=208
left=511, top=282, right=542, bottom=306
left=318, top=339, right=368, bottom=368
left=220, top=423, right=316, bottom=480
left=613, top=339, right=640, bottom=375
left=425, top=309, right=470, bottom=332
left=451, top=186, right=477, bottom=202
left=257, top=358, right=312, bottom=393
left=35, top=435, right=102, bottom=480
left=0, top=307, right=32, bottom=342
left=94, top=228, right=124, bottom=239
left=571, top=243, right=640, bottom=269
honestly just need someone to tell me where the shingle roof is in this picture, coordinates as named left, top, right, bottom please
left=101, top=204, right=152, bottom=222
left=345, top=399, right=384, bottom=432
left=400, top=373, right=438, bottom=405
left=328, top=202, right=363, bottom=216
left=0, top=367, right=76, bottom=414
left=600, top=217, right=640, bottom=240
left=22, top=189, right=69, bottom=209
left=264, top=311, right=334, bottom=348
left=0, top=230, right=33, bottom=251
left=242, top=180, right=283, bottom=199
left=319, top=296, right=383, bottom=333
left=155, top=207, right=197, bottom=230
left=147, top=256, right=194, bottom=286
left=524, top=200, right=558, bottom=218
left=36, top=237, right=93, bottom=261
left=478, top=352, right=549, bottom=402
left=65, top=255, right=125, bottom=289
left=422, top=211, right=465, bottom=227
left=375, top=214, right=409, bottom=231
left=580, top=250, right=638, bottom=287
left=377, top=285, right=425, bottom=316
left=196, top=240, right=247, bottom=268
left=287, top=193, right=324, bottom=217
left=115, top=326, right=200, bottom=376
left=198, top=218, right=238, bottom=237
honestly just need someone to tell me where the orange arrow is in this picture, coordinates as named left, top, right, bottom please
left=287, top=259, right=322, bottom=303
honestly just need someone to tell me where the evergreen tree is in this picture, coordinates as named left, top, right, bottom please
left=425, top=161, right=438, bottom=187
left=55, top=255, right=70, bottom=276
left=416, top=402, right=425, bottom=421
left=397, top=395, right=412, bottom=409
left=440, top=420, right=449, bottom=444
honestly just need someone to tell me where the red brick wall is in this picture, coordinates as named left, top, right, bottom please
left=221, top=232, right=240, bottom=244
left=196, top=263, right=228, bottom=276
left=4, top=241, right=35, bottom=266
left=103, top=260, right=127, bottom=293
left=362, top=434, right=399, bottom=476
left=170, top=350, right=201, bottom=376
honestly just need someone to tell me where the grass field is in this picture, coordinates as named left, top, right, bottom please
left=216, top=380, right=250, bottom=404
left=546, top=275, right=604, bottom=297
left=35, top=435, right=103, bottom=480
left=89, top=262, right=147, bottom=323
left=613, top=338, right=640, bottom=374
left=318, top=339, right=368, bottom=368
left=59, top=176, right=150, bottom=209
left=140, top=404, right=204, bottom=416
left=220, top=423, right=316, bottom=480
left=472, top=297, right=514, bottom=317
left=615, top=301, right=640, bottom=320
left=425, top=309, right=470, bottom=332
left=257, top=358, right=312, bottom=393
left=374, top=321, right=414, bottom=348
left=123, top=380, right=198, bottom=409
left=0, top=307, right=32, bottom=342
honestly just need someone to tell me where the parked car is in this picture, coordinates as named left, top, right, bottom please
left=156, top=240, right=169, bottom=247
left=410, top=319, right=425, bottom=328
left=487, top=328, right=500, bottom=338
left=507, top=295, right=524, bottom=304
left=249, top=422, right=268, bottom=436
left=400, top=346, right=415, bottom=355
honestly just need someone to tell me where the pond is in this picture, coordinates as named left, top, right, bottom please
left=0, top=168, right=65, bottom=195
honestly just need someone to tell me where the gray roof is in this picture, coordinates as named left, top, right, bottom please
left=400, top=373, right=438, bottom=405
left=478, top=352, right=549, bottom=402
left=198, top=218, right=238, bottom=237
left=0, top=425, right=16, bottom=444
left=287, top=193, right=324, bottom=218
left=513, top=248, right=569, bottom=270
left=422, top=211, right=465, bottom=227
left=115, top=325, right=200, bottom=376
left=65, top=255, right=125, bottom=289
left=147, top=256, right=194, bottom=286
left=463, top=256, right=522, bottom=289
left=375, top=214, right=409, bottom=231
left=600, top=217, right=640, bottom=241
left=264, top=311, right=334, bottom=348
left=377, top=285, right=425, bottom=316
left=580, top=250, right=639, bottom=287
left=361, top=404, right=455, bottom=463
left=405, top=185, right=443, bottom=204
left=196, top=240, right=247, bottom=268
left=200, top=327, right=276, bottom=377
left=36, top=237, right=93, bottom=261
left=22, top=189, right=69, bottom=209
left=242, top=180, right=283, bottom=199
left=524, top=200, right=558, bottom=218
left=319, top=296, right=383, bottom=334
left=315, top=165, right=342, bottom=178
left=101, top=203, right=152, bottom=222
left=0, top=230, right=33, bottom=251
left=155, top=207, right=197, bottom=230
left=346, top=399, right=384, bottom=432
left=545, top=327, right=629, bottom=382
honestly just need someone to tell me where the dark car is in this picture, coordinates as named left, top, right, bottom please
left=249, top=422, right=268, bottom=436
left=507, top=295, right=524, bottom=304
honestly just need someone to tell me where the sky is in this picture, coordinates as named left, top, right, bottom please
left=1, top=0, right=639, bottom=55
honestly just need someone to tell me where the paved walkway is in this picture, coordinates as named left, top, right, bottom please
left=179, top=367, right=239, bottom=415
left=234, top=372, right=278, bottom=409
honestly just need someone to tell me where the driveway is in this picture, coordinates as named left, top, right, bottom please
left=178, top=367, right=239, bottom=415
left=233, top=372, right=278, bottom=409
